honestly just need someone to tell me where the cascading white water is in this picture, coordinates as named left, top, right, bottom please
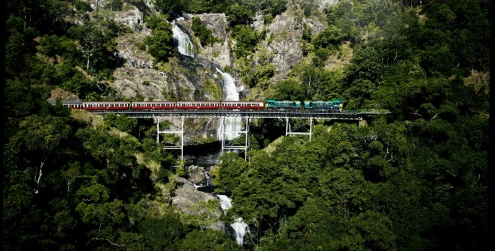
left=216, top=68, right=242, bottom=141
left=216, top=195, right=249, bottom=246
left=172, top=20, right=195, bottom=57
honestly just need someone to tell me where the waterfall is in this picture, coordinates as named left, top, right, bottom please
left=216, top=68, right=242, bottom=141
left=216, top=195, right=249, bottom=246
left=172, top=20, right=195, bottom=57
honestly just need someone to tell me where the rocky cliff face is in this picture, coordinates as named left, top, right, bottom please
left=104, top=4, right=224, bottom=102
left=108, top=1, right=333, bottom=101
left=256, top=5, right=328, bottom=83
left=183, top=13, right=232, bottom=69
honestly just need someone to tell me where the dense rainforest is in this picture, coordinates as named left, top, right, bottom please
left=3, top=0, right=490, bottom=250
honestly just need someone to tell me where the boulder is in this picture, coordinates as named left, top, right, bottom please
left=171, top=177, right=225, bottom=231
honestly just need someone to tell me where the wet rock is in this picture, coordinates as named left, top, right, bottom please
left=171, top=177, right=225, bottom=231
left=186, top=165, right=207, bottom=185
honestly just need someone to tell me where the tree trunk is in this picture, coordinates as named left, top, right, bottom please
left=34, top=159, right=46, bottom=194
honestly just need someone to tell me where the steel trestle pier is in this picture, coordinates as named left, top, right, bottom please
left=286, top=117, right=313, bottom=142
left=220, top=117, right=250, bottom=160
left=157, top=117, right=185, bottom=160
left=91, top=110, right=389, bottom=161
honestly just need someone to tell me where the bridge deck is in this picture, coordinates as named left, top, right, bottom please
left=89, top=109, right=389, bottom=119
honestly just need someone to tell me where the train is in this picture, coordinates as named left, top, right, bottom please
left=54, top=100, right=343, bottom=112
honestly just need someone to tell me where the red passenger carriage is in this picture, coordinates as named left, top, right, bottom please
left=82, top=102, right=130, bottom=111
left=131, top=101, right=176, bottom=110
left=221, top=101, right=265, bottom=110
left=59, top=100, right=83, bottom=110
left=176, top=101, right=221, bottom=109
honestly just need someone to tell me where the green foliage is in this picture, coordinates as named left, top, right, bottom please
left=108, top=0, right=124, bottom=11
left=183, top=0, right=213, bottom=13
left=154, top=0, right=184, bottom=16
left=265, top=79, right=303, bottom=100
left=289, top=63, right=343, bottom=100
left=176, top=166, right=187, bottom=177
left=240, top=54, right=275, bottom=89
left=342, top=210, right=396, bottom=251
left=269, top=197, right=347, bottom=250
left=265, top=0, right=287, bottom=17
left=68, top=19, right=124, bottom=79
left=138, top=213, right=183, bottom=250
left=144, top=15, right=175, bottom=63
left=231, top=25, right=262, bottom=58
left=39, top=35, right=81, bottom=65
left=181, top=199, right=222, bottom=228
left=312, top=25, right=345, bottom=52
left=263, top=13, right=274, bottom=25
left=226, top=3, right=254, bottom=27
left=115, top=114, right=138, bottom=134
left=191, top=17, right=219, bottom=47
left=222, top=150, right=308, bottom=231
left=302, top=22, right=312, bottom=42
left=317, top=168, right=371, bottom=217
left=103, top=113, right=117, bottom=128
left=74, top=0, right=91, bottom=12
left=145, top=29, right=175, bottom=62
left=342, top=46, right=383, bottom=108
left=213, top=152, right=248, bottom=193
left=178, top=228, right=243, bottom=250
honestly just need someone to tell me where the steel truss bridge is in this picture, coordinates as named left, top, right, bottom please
left=89, top=109, right=390, bottom=160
